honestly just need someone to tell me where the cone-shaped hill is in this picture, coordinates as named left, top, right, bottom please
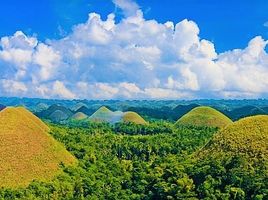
left=70, top=112, right=88, bottom=120
left=36, top=104, right=73, bottom=122
left=88, top=106, right=148, bottom=125
left=72, top=102, right=88, bottom=112
left=122, top=111, right=148, bottom=125
left=198, top=115, right=268, bottom=161
left=176, top=106, right=232, bottom=128
left=89, top=106, right=116, bottom=123
left=0, top=107, right=77, bottom=188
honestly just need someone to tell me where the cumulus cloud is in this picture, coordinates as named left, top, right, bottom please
left=0, top=0, right=268, bottom=99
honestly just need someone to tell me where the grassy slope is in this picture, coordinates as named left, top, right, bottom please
left=200, top=115, right=268, bottom=159
left=71, top=112, right=88, bottom=120
left=0, top=107, right=77, bottom=188
left=176, top=106, right=233, bottom=128
left=89, top=106, right=113, bottom=122
left=123, top=111, right=148, bottom=125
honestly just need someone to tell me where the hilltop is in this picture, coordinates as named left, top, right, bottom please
left=70, top=112, right=88, bottom=120
left=89, top=106, right=117, bottom=123
left=176, top=106, right=232, bottom=128
left=122, top=111, right=148, bottom=125
left=0, top=107, right=76, bottom=188
left=36, top=104, right=73, bottom=122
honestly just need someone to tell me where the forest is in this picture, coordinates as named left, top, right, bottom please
left=0, top=120, right=266, bottom=200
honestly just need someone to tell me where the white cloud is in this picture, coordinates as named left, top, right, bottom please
left=52, top=81, right=76, bottom=99
left=0, top=0, right=268, bottom=99
left=113, top=0, right=140, bottom=17
left=1, top=79, right=28, bottom=95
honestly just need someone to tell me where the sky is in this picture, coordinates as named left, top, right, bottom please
left=0, top=0, right=268, bottom=99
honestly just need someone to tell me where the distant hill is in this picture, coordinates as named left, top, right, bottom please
left=36, top=104, right=73, bottom=122
left=88, top=106, right=147, bottom=125
left=49, top=110, right=70, bottom=122
left=199, top=115, right=268, bottom=161
left=0, top=107, right=76, bottom=188
left=72, top=102, right=88, bottom=112
left=89, top=106, right=119, bottom=123
left=34, top=102, right=49, bottom=112
left=0, top=104, right=5, bottom=111
left=226, top=105, right=267, bottom=120
left=76, top=105, right=95, bottom=116
left=176, top=106, right=232, bottom=128
left=122, top=111, right=148, bottom=125
left=70, top=112, right=88, bottom=120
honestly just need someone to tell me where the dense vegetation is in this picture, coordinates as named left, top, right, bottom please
left=0, top=117, right=266, bottom=199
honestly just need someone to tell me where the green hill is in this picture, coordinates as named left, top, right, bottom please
left=49, top=110, right=70, bottom=122
left=176, top=106, right=232, bottom=128
left=0, top=107, right=77, bottom=188
left=199, top=115, right=268, bottom=159
left=88, top=106, right=114, bottom=123
left=70, top=112, right=88, bottom=120
left=37, top=104, right=73, bottom=122
left=72, top=102, right=88, bottom=112
left=122, top=111, right=148, bottom=125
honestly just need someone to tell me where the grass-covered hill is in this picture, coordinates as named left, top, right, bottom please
left=88, top=106, right=148, bottom=125
left=191, top=115, right=268, bottom=199
left=49, top=110, right=71, bottom=122
left=0, top=107, right=76, bottom=188
left=89, top=106, right=118, bottom=123
left=71, top=102, right=88, bottom=112
left=176, top=106, right=233, bottom=128
left=122, top=111, right=148, bottom=125
left=70, top=112, right=88, bottom=120
left=199, top=115, right=268, bottom=159
left=36, top=104, right=73, bottom=122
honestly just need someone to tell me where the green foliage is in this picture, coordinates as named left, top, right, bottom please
left=0, top=116, right=266, bottom=199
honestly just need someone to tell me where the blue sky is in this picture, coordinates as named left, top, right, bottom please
left=0, top=0, right=267, bottom=52
left=0, top=0, right=268, bottom=99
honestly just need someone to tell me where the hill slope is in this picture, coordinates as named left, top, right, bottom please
left=176, top=106, right=232, bottom=128
left=36, top=104, right=73, bottom=122
left=70, top=112, right=88, bottom=120
left=89, top=106, right=115, bottom=123
left=199, top=115, right=268, bottom=159
left=0, top=107, right=76, bottom=188
left=122, top=111, right=148, bottom=125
